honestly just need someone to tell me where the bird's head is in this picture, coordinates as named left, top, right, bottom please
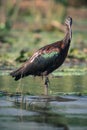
left=65, top=16, right=72, bottom=28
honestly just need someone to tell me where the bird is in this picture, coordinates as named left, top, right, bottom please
left=10, top=16, right=72, bottom=95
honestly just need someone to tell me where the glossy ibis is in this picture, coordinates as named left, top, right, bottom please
left=10, top=16, right=72, bottom=95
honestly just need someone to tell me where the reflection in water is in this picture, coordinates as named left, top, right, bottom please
left=0, top=96, right=69, bottom=130
left=0, top=73, right=87, bottom=130
left=0, top=95, right=87, bottom=130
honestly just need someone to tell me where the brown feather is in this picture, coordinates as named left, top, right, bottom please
left=10, top=17, right=72, bottom=81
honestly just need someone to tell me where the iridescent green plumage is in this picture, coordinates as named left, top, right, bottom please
left=42, top=51, right=59, bottom=59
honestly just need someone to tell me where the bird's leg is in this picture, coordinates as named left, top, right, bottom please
left=44, top=76, right=50, bottom=95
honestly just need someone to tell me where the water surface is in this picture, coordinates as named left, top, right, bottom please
left=0, top=70, right=87, bottom=130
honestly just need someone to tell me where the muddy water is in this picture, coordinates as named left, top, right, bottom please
left=0, top=71, right=87, bottom=130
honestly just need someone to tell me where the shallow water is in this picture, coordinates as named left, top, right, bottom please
left=0, top=70, right=87, bottom=130
left=0, top=95, right=87, bottom=130
left=0, top=71, right=87, bottom=95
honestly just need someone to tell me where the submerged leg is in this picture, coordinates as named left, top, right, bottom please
left=44, top=76, right=50, bottom=95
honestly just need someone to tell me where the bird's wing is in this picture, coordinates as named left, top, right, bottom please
left=22, top=44, right=61, bottom=75
left=29, top=41, right=61, bottom=64
left=10, top=42, right=62, bottom=80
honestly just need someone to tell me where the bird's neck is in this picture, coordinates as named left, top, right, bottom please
left=63, top=26, right=72, bottom=45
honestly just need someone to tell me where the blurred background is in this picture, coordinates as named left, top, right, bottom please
left=0, top=0, right=87, bottom=69
left=0, top=2, right=87, bottom=130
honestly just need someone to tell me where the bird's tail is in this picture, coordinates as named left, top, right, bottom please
left=10, top=66, right=24, bottom=81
